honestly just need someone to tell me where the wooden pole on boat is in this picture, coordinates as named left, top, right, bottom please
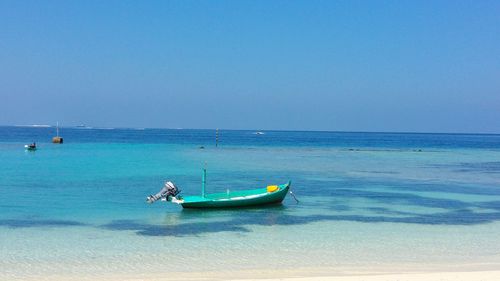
left=52, top=121, right=63, bottom=144
left=202, top=167, right=206, bottom=198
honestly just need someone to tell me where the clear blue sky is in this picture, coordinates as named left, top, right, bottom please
left=1, top=0, right=499, bottom=133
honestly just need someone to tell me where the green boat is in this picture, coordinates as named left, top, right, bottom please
left=178, top=181, right=291, bottom=209
left=147, top=168, right=292, bottom=209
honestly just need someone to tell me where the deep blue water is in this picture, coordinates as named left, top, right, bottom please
left=2, top=126, right=500, bottom=148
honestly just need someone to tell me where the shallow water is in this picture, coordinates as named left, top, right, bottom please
left=1, top=126, right=500, bottom=278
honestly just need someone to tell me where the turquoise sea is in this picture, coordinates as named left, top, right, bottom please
left=1, top=126, right=500, bottom=279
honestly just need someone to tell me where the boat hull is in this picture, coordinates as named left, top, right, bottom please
left=180, top=182, right=290, bottom=209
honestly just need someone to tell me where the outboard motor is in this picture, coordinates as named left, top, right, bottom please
left=147, top=181, right=180, bottom=203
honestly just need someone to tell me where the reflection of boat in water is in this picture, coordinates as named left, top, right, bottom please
left=24, top=143, right=37, bottom=151
left=147, top=169, right=292, bottom=209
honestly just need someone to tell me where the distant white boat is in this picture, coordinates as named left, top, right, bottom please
left=254, top=131, right=265, bottom=135
left=75, top=124, right=93, bottom=129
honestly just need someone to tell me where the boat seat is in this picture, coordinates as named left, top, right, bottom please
left=267, top=185, right=279, bottom=192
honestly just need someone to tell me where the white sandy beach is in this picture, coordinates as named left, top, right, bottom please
left=49, top=271, right=500, bottom=281
left=237, top=271, right=500, bottom=281
left=240, top=271, right=500, bottom=281
left=17, top=269, right=499, bottom=281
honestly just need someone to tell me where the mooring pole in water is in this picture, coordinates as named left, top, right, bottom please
left=202, top=166, right=206, bottom=198
left=215, top=128, right=219, bottom=147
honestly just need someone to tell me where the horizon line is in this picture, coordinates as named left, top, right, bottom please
left=1, top=124, right=499, bottom=136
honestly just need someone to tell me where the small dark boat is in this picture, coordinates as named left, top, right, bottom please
left=25, top=143, right=37, bottom=151
left=52, top=122, right=63, bottom=143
